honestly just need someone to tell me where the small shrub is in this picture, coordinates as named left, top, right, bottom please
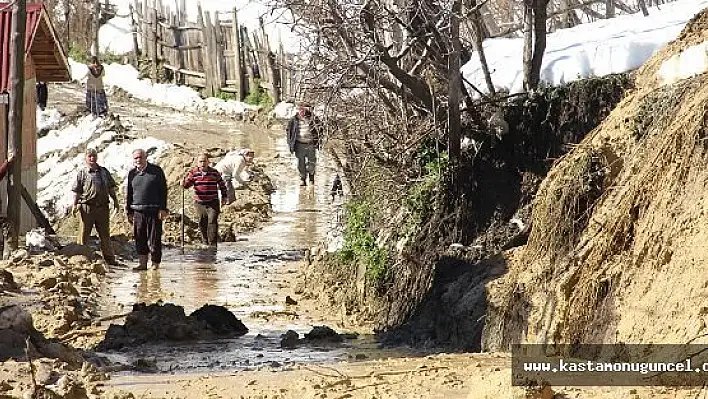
left=68, top=44, right=89, bottom=63
left=216, top=91, right=236, bottom=101
left=339, top=201, right=389, bottom=287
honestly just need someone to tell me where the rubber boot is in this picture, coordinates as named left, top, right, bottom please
left=133, top=255, right=148, bottom=271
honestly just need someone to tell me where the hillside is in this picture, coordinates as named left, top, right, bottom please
left=484, top=8, right=708, bottom=348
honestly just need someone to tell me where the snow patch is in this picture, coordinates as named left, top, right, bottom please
left=462, top=0, right=708, bottom=98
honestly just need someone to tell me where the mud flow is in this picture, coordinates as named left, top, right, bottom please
left=94, top=124, right=409, bottom=374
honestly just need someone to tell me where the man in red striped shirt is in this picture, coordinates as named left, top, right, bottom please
left=183, top=153, right=228, bottom=246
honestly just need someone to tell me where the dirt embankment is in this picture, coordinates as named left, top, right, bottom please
left=299, top=71, right=634, bottom=348
left=484, top=8, right=708, bottom=348
left=0, top=247, right=122, bottom=398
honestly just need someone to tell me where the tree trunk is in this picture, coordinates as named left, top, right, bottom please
left=7, top=0, right=26, bottom=253
left=523, top=0, right=549, bottom=90
left=448, top=0, right=462, bottom=162
left=530, top=0, right=548, bottom=87
left=638, top=0, right=649, bottom=16
left=522, top=1, right=534, bottom=90
left=470, top=2, right=495, bottom=95
left=559, top=0, right=573, bottom=28
left=605, top=0, right=615, bottom=18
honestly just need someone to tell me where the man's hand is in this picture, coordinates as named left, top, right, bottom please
left=71, top=204, right=79, bottom=215
left=7, top=154, right=15, bottom=164
left=126, top=212, right=133, bottom=225
left=158, top=210, right=168, bottom=220
left=221, top=198, right=228, bottom=207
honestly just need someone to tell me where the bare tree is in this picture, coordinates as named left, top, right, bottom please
left=523, top=0, right=550, bottom=90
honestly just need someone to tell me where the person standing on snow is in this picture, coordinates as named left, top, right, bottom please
left=71, top=148, right=120, bottom=265
left=86, top=56, right=108, bottom=117
left=286, top=102, right=322, bottom=186
left=214, top=148, right=255, bottom=204
left=183, top=153, right=228, bottom=247
left=126, top=149, right=168, bottom=271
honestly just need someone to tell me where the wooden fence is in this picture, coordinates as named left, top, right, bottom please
left=128, top=0, right=295, bottom=102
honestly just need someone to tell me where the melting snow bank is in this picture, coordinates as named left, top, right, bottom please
left=659, top=41, right=708, bottom=86
left=37, top=114, right=170, bottom=220
left=462, top=0, right=708, bottom=97
left=68, top=58, right=259, bottom=119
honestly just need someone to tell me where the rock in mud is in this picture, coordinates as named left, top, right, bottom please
left=0, top=269, right=19, bottom=292
left=58, top=244, right=94, bottom=259
left=280, top=330, right=300, bottom=349
left=0, top=305, right=83, bottom=364
left=191, top=304, right=248, bottom=335
left=304, top=325, right=344, bottom=343
left=97, top=302, right=248, bottom=350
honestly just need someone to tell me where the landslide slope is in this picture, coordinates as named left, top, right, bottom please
left=484, top=9, right=708, bottom=348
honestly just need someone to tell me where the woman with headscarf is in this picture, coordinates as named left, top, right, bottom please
left=86, top=56, right=108, bottom=117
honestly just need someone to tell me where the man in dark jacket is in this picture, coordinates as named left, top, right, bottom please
left=125, top=148, right=168, bottom=271
left=286, top=102, right=321, bottom=186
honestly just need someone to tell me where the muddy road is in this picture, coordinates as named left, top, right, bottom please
left=23, top=84, right=704, bottom=399
left=52, top=82, right=381, bottom=371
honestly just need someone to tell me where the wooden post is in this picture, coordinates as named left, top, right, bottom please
left=448, top=0, right=461, bottom=163
left=151, top=3, right=158, bottom=79
left=140, top=0, right=148, bottom=58
left=213, top=13, right=226, bottom=93
left=232, top=8, right=243, bottom=100
left=279, top=41, right=287, bottom=100
left=258, top=18, right=280, bottom=103
left=197, top=4, right=214, bottom=96
left=7, top=0, right=26, bottom=252
left=129, top=3, right=140, bottom=66
left=92, top=0, right=101, bottom=55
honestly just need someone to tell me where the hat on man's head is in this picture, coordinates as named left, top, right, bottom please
left=239, top=148, right=255, bottom=156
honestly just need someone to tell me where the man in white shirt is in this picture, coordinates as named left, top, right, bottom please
left=214, top=148, right=255, bottom=203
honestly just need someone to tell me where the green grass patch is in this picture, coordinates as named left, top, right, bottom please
left=403, top=150, right=447, bottom=235
left=339, top=201, right=389, bottom=286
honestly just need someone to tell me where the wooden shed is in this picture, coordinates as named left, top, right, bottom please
left=0, top=2, right=70, bottom=233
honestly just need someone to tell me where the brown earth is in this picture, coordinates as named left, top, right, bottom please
left=485, top=7, right=708, bottom=348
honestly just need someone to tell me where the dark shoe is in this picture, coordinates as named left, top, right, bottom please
left=300, top=179, right=307, bottom=186
left=309, top=173, right=315, bottom=183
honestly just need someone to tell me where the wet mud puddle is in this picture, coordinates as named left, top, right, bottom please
left=97, top=130, right=395, bottom=374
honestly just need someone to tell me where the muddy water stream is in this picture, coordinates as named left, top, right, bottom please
left=98, top=122, right=384, bottom=373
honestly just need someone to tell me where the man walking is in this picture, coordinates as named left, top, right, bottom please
left=183, top=153, right=228, bottom=246
left=286, top=102, right=321, bottom=186
left=126, top=149, right=168, bottom=271
left=71, top=148, right=119, bottom=265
